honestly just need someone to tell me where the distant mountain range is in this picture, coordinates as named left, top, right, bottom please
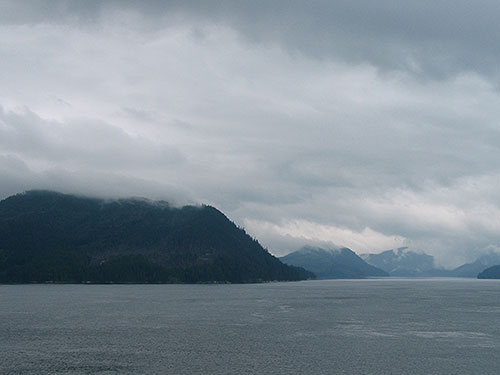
left=361, top=247, right=449, bottom=277
left=280, top=246, right=388, bottom=279
left=0, top=191, right=314, bottom=283
left=279, top=245, right=500, bottom=279
left=362, top=247, right=500, bottom=278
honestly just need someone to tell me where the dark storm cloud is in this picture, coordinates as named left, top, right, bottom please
left=1, top=1, right=500, bottom=266
left=4, top=1, right=500, bottom=79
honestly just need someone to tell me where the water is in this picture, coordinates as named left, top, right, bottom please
left=1, top=278, right=500, bottom=374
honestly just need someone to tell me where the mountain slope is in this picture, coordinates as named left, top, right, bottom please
left=0, top=190, right=314, bottom=283
left=280, top=246, right=388, bottom=279
left=451, top=253, right=500, bottom=278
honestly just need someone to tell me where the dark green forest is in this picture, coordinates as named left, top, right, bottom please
left=0, top=191, right=314, bottom=283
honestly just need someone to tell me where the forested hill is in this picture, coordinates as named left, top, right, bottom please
left=0, top=191, right=314, bottom=283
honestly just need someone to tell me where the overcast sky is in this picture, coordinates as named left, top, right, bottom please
left=2, top=1, right=500, bottom=266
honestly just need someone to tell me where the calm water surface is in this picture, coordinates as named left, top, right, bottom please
left=1, top=279, right=500, bottom=374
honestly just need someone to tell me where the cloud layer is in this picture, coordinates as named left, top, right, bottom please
left=2, top=1, right=500, bottom=267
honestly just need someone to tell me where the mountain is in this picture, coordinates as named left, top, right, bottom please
left=361, top=247, right=450, bottom=277
left=477, top=265, right=500, bottom=279
left=0, top=190, right=314, bottom=283
left=280, top=246, right=388, bottom=279
left=450, top=252, right=500, bottom=278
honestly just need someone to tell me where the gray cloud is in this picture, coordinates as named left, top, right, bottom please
left=1, top=1, right=500, bottom=267
left=0, top=107, right=185, bottom=169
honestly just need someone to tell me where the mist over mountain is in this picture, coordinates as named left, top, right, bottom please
left=280, top=246, right=388, bottom=279
left=0, top=191, right=313, bottom=283
left=361, top=247, right=450, bottom=277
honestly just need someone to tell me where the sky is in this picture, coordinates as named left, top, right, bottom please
left=2, top=1, right=500, bottom=267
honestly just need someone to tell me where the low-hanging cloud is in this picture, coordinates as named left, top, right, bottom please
left=1, top=1, right=500, bottom=267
